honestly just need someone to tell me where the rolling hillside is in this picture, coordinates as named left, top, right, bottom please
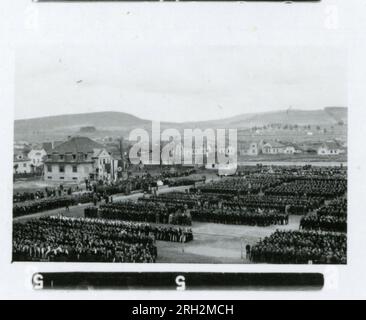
left=14, top=107, right=347, bottom=143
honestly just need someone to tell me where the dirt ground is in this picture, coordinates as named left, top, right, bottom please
left=155, top=216, right=301, bottom=264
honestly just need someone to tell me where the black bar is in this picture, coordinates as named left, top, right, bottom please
left=34, top=272, right=324, bottom=290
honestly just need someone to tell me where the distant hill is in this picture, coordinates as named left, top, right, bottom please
left=210, top=107, right=347, bottom=128
left=15, top=111, right=149, bottom=132
left=14, top=107, right=347, bottom=143
left=324, top=107, right=348, bottom=124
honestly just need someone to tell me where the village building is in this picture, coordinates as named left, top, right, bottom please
left=13, top=153, right=34, bottom=174
left=317, top=142, right=344, bottom=156
left=281, top=143, right=302, bottom=155
left=262, top=141, right=286, bottom=154
left=239, top=142, right=259, bottom=156
left=44, top=136, right=114, bottom=182
left=260, top=141, right=301, bottom=155
left=27, top=149, right=47, bottom=167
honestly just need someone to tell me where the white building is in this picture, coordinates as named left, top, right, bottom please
left=317, top=142, right=343, bottom=156
left=14, top=153, right=33, bottom=174
left=28, top=149, right=47, bottom=167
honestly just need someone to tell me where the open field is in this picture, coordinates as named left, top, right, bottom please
left=156, top=217, right=301, bottom=264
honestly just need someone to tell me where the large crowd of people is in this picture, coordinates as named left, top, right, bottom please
left=160, top=168, right=196, bottom=179
left=300, top=215, right=347, bottom=233
left=221, top=195, right=324, bottom=215
left=12, top=165, right=348, bottom=264
left=317, top=198, right=347, bottom=218
left=13, top=185, right=81, bottom=203
left=250, top=230, right=347, bottom=264
left=198, top=176, right=285, bottom=195
left=96, top=201, right=192, bottom=226
left=13, top=190, right=46, bottom=203
left=164, top=177, right=205, bottom=187
left=86, top=205, right=193, bottom=242
left=265, top=178, right=347, bottom=198
left=191, top=208, right=288, bottom=226
left=13, top=193, right=94, bottom=218
left=13, top=216, right=157, bottom=263
left=300, top=198, right=347, bottom=232
left=139, top=192, right=202, bottom=209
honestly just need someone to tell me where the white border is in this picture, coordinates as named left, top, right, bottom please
left=1, top=0, right=366, bottom=299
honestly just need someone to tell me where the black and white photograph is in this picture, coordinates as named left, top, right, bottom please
left=1, top=0, right=366, bottom=300
left=12, top=44, right=348, bottom=265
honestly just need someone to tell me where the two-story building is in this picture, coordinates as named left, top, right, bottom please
left=44, top=136, right=114, bottom=182
left=239, top=142, right=259, bottom=156
left=14, top=153, right=34, bottom=174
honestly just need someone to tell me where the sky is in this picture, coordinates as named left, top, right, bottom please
left=15, top=45, right=347, bottom=122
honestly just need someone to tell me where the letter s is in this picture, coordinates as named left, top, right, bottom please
left=176, top=275, right=186, bottom=291
left=32, top=273, right=44, bottom=290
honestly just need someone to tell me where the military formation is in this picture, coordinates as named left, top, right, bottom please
left=12, top=165, right=348, bottom=264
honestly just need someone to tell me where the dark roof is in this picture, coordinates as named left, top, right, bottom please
left=42, top=142, right=53, bottom=152
left=51, top=136, right=104, bottom=154
left=264, top=141, right=285, bottom=148
left=321, top=142, right=341, bottom=150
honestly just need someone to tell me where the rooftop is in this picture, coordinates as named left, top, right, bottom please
left=50, top=136, right=104, bottom=155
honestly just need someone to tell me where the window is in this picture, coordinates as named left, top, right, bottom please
left=23, top=163, right=27, bottom=167
left=47, top=165, right=52, bottom=172
left=47, top=177, right=52, bottom=180
left=60, top=155, right=64, bottom=160
left=72, top=165, right=78, bottom=173
left=72, top=154, right=76, bottom=160
left=84, top=154, right=88, bottom=160
left=72, top=177, right=78, bottom=180
left=59, top=165, right=65, bottom=173
left=60, top=177, right=65, bottom=180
